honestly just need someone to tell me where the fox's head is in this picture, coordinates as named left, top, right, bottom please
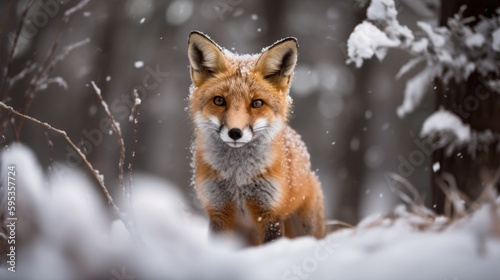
left=188, top=31, right=298, bottom=148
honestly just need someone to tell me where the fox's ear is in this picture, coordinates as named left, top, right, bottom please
left=255, top=38, right=298, bottom=89
left=188, top=31, right=228, bottom=86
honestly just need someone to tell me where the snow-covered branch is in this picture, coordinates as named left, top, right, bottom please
left=8, top=62, right=38, bottom=89
left=420, top=109, right=500, bottom=156
left=64, top=0, right=91, bottom=18
left=347, top=0, right=500, bottom=118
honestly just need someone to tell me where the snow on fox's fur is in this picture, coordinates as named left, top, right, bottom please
left=188, top=31, right=325, bottom=245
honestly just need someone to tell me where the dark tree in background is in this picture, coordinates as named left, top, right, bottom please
left=433, top=0, right=500, bottom=213
left=332, top=7, right=371, bottom=224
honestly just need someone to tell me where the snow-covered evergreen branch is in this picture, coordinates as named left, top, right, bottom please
left=347, top=0, right=500, bottom=154
left=347, top=0, right=500, bottom=118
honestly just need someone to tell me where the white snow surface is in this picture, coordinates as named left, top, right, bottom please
left=1, top=144, right=500, bottom=279
left=420, top=109, right=471, bottom=143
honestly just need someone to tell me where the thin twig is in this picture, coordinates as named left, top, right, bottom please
left=326, top=219, right=354, bottom=229
left=436, top=173, right=469, bottom=218
left=50, top=38, right=90, bottom=70
left=10, top=114, right=19, bottom=140
left=0, top=0, right=37, bottom=102
left=8, top=61, right=38, bottom=89
left=64, top=0, right=91, bottom=18
left=478, top=167, right=500, bottom=237
left=386, top=172, right=435, bottom=217
left=16, top=0, right=92, bottom=137
left=0, top=101, right=131, bottom=233
left=0, top=0, right=15, bottom=59
left=17, top=21, right=67, bottom=136
left=91, top=81, right=126, bottom=202
left=127, top=90, right=141, bottom=209
left=45, top=131, right=54, bottom=167
left=0, top=134, right=6, bottom=147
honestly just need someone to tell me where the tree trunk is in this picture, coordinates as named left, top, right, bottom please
left=433, top=0, right=500, bottom=214
left=331, top=7, right=371, bottom=224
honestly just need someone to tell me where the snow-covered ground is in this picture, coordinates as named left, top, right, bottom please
left=1, top=144, right=499, bottom=280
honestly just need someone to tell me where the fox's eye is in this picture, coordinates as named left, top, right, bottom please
left=251, top=99, right=264, bottom=108
left=213, top=96, right=226, bottom=106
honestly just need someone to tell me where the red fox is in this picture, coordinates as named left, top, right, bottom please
left=187, top=31, right=325, bottom=244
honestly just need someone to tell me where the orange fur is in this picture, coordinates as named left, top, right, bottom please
left=188, top=31, right=325, bottom=244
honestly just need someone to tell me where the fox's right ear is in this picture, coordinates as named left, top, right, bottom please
left=188, top=31, right=228, bottom=86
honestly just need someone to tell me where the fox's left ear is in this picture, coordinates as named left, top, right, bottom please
left=255, top=38, right=298, bottom=89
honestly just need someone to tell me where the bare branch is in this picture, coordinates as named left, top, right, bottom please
left=65, top=0, right=91, bottom=18
left=50, top=38, right=91, bottom=70
left=0, top=134, right=6, bottom=147
left=45, top=131, right=54, bottom=167
left=91, top=81, right=126, bottom=203
left=127, top=90, right=141, bottom=209
left=477, top=167, right=500, bottom=238
left=16, top=1, right=93, bottom=137
left=38, top=77, right=68, bottom=91
left=386, top=172, right=435, bottom=217
left=326, top=220, right=355, bottom=232
left=0, top=101, right=132, bottom=234
left=0, top=0, right=37, bottom=102
left=436, top=173, right=470, bottom=218
left=8, top=61, right=38, bottom=89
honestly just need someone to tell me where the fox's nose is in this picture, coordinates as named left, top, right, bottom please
left=228, top=128, right=242, bottom=140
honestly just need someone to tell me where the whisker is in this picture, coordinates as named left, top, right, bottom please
left=253, top=125, right=271, bottom=132
left=198, top=121, right=220, bottom=130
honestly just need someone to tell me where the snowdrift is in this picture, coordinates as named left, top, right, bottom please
left=0, top=144, right=499, bottom=280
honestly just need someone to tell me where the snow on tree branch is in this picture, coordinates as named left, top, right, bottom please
left=420, top=109, right=500, bottom=156
left=51, top=38, right=91, bottom=69
left=347, top=21, right=400, bottom=68
left=421, top=109, right=471, bottom=144
left=396, top=67, right=435, bottom=118
left=347, top=0, right=413, bottom=68
left=64, top=0, right=91, bottom=18
left=8, top=62, right=38, bottom=89
left=347, top=1, right=500, bottom=118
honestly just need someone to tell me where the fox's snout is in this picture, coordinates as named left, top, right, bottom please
left=199, top=112, right=280, bottom=149
left=219, top=121, right=254, bottom=148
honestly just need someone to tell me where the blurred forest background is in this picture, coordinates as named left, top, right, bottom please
left=0, top=0, right=440, bottom=224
